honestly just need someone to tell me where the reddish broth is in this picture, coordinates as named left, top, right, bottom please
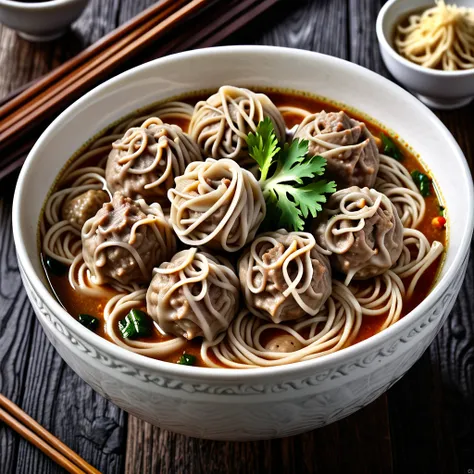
left=43, top=89, right=447, bottom=367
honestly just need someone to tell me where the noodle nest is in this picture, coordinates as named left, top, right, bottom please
left=238, top=230, right=332, bottom=323
left=314, top=186, right=404, bottom=284
left=394, top=0, right=474, bottom=71
left=189, top=85, right=286, bottom=167
left=82, top=192, right=176, bottom=287
left=168, top=158, right=266, bottom=252
left=106, top=117, right=201, bottom=207
left=147, top=248, right=240, bottom=341
left=294, top=110, right=380, bottom=188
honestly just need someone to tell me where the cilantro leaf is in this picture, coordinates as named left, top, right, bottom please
left=246, top=117, right=280, bottom=180
left=290, top=180, right=337, bottom=220
left=247, top=119, right=337, bottom=232
left=270, top=141, right=328, bottom=186
left=380, top=133, right=403, bottom=161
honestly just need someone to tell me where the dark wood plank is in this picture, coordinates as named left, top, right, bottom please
left=223, top=0, right=349, bottom=60
left=126, top=395, right=391, bottom=474
left=0, top=172, right=37, bottom=474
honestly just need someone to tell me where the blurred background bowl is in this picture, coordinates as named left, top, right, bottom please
left=0, top=0, right=89, bottom=42
left=376, top=0, right=474, bottom=110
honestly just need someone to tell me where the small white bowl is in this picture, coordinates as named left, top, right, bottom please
left=0, top=0, right=89, bottom=42
left=376, top=0, right=474, bottom=110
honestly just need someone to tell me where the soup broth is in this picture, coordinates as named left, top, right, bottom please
left=41, top=88, right=446, bottom=368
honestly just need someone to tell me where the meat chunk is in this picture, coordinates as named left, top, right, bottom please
left=62, top=189, right=109, bottom=228
left=146, top=249, right=240, bottom=341
left=106, top=118, right=201, bottom=207
left=82, top=192, right=176, bottom=287
left=238, top=230, right=332, bottom=323
left=314, top=186, right=403, bottom=283
left=294, top=111, right=380, bottom=188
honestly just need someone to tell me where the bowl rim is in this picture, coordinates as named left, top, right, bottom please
left=12, top=45, right=474, bottom=382
left=376, top=0, right=474, bottom=77
left=0, top=0, right=84, bottom=9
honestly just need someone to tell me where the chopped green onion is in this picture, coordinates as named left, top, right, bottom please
left=78, top=314, right=99, bottom=331
left=439, top=205, right=445, bottom=216
left=45, top=256, right=67, bottom=276
left=177, top=353, right=196, bottom=366
left=411, top=170, right=432, bottom=197
left=118, top=309, right=152, bottom=339
left=380, top=133, right=403, bottom=161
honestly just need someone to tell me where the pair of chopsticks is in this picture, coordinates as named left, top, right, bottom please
left=0, top=0, right=279, bottom=180
left=0, top=393, right=100, bottom=474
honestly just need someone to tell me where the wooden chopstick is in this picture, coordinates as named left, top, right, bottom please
left=0, top=0, right=197, bottom=136
left=0, top=394, right=100, bottom=474
left=0, top=0, right=278, bottom=179
left=0, top=0, right=183, bottom=121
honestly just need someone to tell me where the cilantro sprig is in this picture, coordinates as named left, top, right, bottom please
left=247, top=118, right=336, bottom=231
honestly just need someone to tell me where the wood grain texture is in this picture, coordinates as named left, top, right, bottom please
left=126, top=395, right=392, bottom=474
left=0, top=1, right=473, bottom=474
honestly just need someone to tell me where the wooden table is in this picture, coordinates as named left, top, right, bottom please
left=1, top=1, right=473, bottom=473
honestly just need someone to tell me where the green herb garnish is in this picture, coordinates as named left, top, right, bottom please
left=45, top=256, right=67, bottom=276
left=381, top=133, right=403, bottom=161
left=118, top=309, right=152, bottom=339
left=411, top=170, right=432, bottom=197
left=439, top=205, right=445, bottom=216
left=178, top=353, right=196, bottom=366
left=247, top=118, right=336, bottom=232
left=78, top=314, right=99, bottom=331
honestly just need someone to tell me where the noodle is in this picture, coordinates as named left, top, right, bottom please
left=104, top=290, right=187, bottom=357
left=189, top=85, right=286, bottom=166
left=375, top=154, right=426, bottom=229
left=106, top=116, right=201, bottom=205
left=201, top=282, right=362, bottom=368
left=168, top=158, right=265, bottom=252
left=39, top=87, right=446, bottom=369
left=147, top=248, right=240, bottom=341
left=395, top=0, right=474, bottom=71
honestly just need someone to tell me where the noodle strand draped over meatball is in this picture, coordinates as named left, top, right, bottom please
left=168, top=158, right=266, bottom=252
left=106, top=117, right=201, bottom=206
left=147, top=248, right=240, bottom=341
left=238, top=230, right=332, bottom=323
left=189, top=85, right=286, bottom=166
left=314, top=186, right=403, bottom=284
left=294, top=111, right=380, bottom=188
left=82, top=192, right=176, bottom=287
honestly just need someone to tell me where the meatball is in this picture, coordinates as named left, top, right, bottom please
left=82, top=192, right=176, bottom=287
left=314, top=186, right=403, bottom=283
left=168, top=158, right=265, bottom=252
left=294, top=110, right=380, bottom=188
left=238, top=230, right=332, bottom=324
left=189, top=85, right=286, bottom=167
left=62, top=189, right=109, bottom=228
left=146, top=249, right=240, bottom=341
left=106, top=117, right=201, bottom=207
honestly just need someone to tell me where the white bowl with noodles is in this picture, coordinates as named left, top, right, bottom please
left=376, top=0, right=474, bottom=110
left=12, top=46, right=474, bottom=440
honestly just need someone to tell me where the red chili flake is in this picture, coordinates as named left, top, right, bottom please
left=432, top=216, right=446, bottom=229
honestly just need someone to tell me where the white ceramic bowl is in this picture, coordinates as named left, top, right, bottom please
left=377, top=0, right=474, bottom=110
left=12, top=46, right=474, bottom=440
left=0, top=0, right=89, bottom=42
